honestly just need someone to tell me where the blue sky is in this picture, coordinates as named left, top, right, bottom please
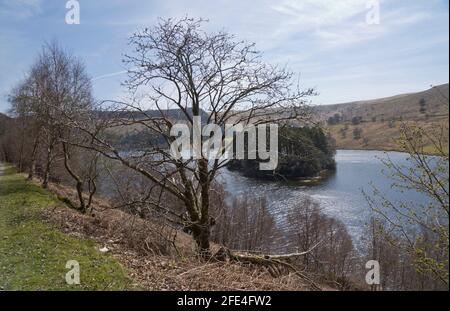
left=0, top=0, right=448, bottom=112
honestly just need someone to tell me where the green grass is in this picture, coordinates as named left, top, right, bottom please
left=0, top=164, right=135, bottom=290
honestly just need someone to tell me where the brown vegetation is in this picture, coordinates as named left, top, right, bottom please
left=317, top=84, right=449, bottom=153
left=0, top=18, right=447, bottom=291
left=39, top=178, right=323, bottom=291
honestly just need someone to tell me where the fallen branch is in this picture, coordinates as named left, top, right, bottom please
left=213, top=241, right=324, bottom=291
left=259, top=240, right=323, bottom=260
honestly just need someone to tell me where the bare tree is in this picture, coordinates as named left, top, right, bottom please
left=8, top=75, right=44, bottom=179
left=8, top=41, right=96, bottom=201
left=62, top=140, right=100, bottom=214
left=211, top=191, right=280, bottom=253
left=286, top=198, right=356, bottom=285
left=66, top=17, right=314, bottom=256
left=365, top=122, right=449, bottom=288
left=33, top=42, right=94, bottom=189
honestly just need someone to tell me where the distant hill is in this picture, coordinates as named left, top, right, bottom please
left=313, top=83, right=448, bottom=123
left=313, top=84, right=449, bottom=153
left=102, top=85, right=449, bottom=153
left=96, top=108, right=209, bottom=123
left=98, top=108, right=211, bottom=149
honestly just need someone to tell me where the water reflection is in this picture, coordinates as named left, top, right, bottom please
left=219, top=150, right=434, bottom=243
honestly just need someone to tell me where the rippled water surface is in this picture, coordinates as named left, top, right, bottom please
left=219, top=150, right=433, bottom=243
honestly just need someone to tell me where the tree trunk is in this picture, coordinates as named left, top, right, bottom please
left=75, top=181, right=86, bottom=213
left=177, top=160, right=212, bottom=257
left=192, top=221, right=211, bottom=258
left=86, top=179, right=97, bottom=213
left=42, top=143, right=53, bottom=189
left=28, top=159, right=36, bottom=181
left=196, top=158, right=212, bottom=257
left=183, top=196, right=211, bottom=258
left=62, top=142, right=86, bottom=213
left=28, top=134, right=40, bottom=180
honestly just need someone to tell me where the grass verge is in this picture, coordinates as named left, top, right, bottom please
left=0, top=164, right=135, bottom=290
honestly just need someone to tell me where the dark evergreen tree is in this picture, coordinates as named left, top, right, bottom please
left=228, top=126, right=336, bottom=180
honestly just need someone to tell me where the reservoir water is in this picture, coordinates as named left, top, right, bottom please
left=219, top=150, right=434, bottom=246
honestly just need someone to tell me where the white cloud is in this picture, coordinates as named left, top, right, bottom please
left=1, top=0, right=444, bottom=110
left=0, top=0, right=42, bottom=19
left=383, top=9, right=432, bottom=26
left=314, top=21, right=386, bottom=47
left=271, top=0, right=368, bottom=28
left=262, top=1, right=374, bottom=51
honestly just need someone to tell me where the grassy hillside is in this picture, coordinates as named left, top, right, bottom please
left=313, top=84, right=449, bottom=153
left=0, top=164, right=134, bottom=290
left=326, top=118, right=448, bottom=154
left=0, top=164, right=324, bottom=291
left=314, top=84, right=448, bottom=122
